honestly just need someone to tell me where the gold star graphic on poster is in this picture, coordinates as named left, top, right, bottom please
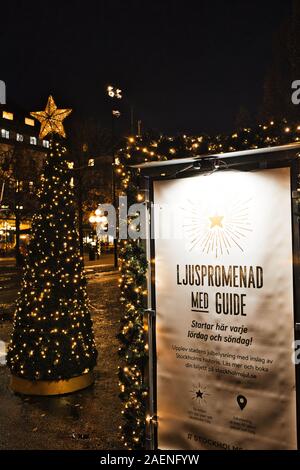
left=209, top=215, right=224, bottom=228
left=30, top=95, right=72, bottom=139
left=183, top=198, right=252, bottom=257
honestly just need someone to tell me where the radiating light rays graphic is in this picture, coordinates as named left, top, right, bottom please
left=182, top=196, right=252, bottom=258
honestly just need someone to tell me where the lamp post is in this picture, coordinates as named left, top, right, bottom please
left=89, top=207, right=108, bottom=227
left=89, top=207, right=108, bottom=259
left=107, top=85, right=122, bottom=269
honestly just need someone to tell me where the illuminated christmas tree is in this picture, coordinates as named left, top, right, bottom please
left=7, top=96, right=97, bottom=395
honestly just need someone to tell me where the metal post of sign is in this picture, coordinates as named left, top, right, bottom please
left=143, top=176, right=157, bottom=450
left=291, top=156, right=300, bottom=450
left=143, top=308, right=156, bottom=449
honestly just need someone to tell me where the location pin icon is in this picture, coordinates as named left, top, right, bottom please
left=237, top=395, right=247, bottom=410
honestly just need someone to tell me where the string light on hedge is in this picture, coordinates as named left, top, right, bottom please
left=116, top=118, right=300, bottom=449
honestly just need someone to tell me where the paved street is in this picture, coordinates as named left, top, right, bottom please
left=0, top=253, right=114, bottom=269
left=0, top=253, right=114, bottom=316
left=0, top=266, right=123, bottom=450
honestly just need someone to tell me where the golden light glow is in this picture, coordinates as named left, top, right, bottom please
left=10, top=371, right=94, bottom=395
left=30, top=95, right=72, bottom=139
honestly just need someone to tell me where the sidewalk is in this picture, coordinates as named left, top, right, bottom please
left=0, top=271, right=122, bottom=449
left=83, top=253, right=114, bottom=273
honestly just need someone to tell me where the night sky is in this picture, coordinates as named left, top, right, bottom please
left=1, top=0, right=292, bottom=135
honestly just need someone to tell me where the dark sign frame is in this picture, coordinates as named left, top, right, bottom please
left=135, top=144, right=300, bottom=450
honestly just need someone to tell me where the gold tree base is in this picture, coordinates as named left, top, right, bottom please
left=10, top=371, right=94, bottom=396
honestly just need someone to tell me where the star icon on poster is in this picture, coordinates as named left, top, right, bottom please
left=190, top=383, right=210, bottom=404
left=209, top=215, right=224, bottom=228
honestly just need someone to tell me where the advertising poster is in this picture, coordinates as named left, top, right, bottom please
left=153, top=167, right=297, bottom=450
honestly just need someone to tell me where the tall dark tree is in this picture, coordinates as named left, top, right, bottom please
left=67, top=117, right=115, bottom=255
left=235, top=105, right=252, bottom=129
left=261, top=1, right=300, bottom=122
left=260, top=19, right=290, bottom=121
left=289, top=0, right=300, bottom=80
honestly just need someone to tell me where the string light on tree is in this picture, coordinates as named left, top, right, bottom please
left=7, top=96, right=97, bottom=395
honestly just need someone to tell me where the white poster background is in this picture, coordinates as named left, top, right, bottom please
left=154, top=168, right=297, bottom=450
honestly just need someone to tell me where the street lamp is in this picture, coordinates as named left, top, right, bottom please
left=89, top=207, right=109, bottom=259
left=107, top=84, right=122, bottom=269
left=112, top=110, right=121, bottom=118
left=89, top=207, right=108, bottom=227
left=107, top=85, right=122, bottom=99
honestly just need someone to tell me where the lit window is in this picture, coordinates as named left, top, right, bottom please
left=29, top=181, right=34, bottom=193
left=16, top=133, right=23, bottom=142
left=1, top=129, right=9, bottom=139
left=70, top=177, right=74, bottom=187
left=30, top=136, right=37, bottom=145
left=25, top=117, right=35, bottom=126
left=42, top=140, right=49, bottom=148
left=88, top=159, right=95, bottom=167
left=2, top=111, right=13, bottom=120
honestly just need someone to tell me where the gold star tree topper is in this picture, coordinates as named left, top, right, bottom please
left=30, top=95, right=72, bottom=139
